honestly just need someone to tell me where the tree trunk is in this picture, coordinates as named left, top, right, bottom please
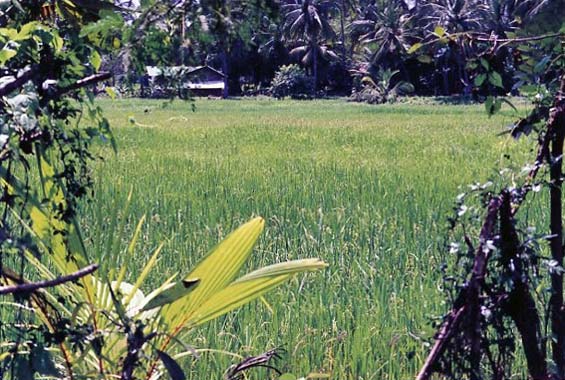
left=222, top=48, right=229, bottom=98
left=339, top=0, right=346, bottom=57
left=312, top=41, right=318, bottom=95
left=180, top=10, right=186, bottom=66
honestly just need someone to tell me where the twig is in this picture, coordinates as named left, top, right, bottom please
left=0, top=264, right=98, bottom=295
left=51, top=72, right=112, bottom=98
left=0, top=65, right=40, bottom=98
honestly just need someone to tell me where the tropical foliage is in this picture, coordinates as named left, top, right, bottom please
left=270, top=64, right=315, bottom=98
left=110, top=0, right=562, bottom=99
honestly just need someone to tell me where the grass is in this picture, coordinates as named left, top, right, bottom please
left=83, top=98, right=533, bottom=379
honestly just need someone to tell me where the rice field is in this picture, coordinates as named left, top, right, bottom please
left=82, top=98, right=534, bottom=379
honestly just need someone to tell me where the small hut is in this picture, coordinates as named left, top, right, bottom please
left=145, top=65, right=225, bottom=98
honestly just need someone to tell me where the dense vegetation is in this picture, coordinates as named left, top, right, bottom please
left=110, top=0, right=564, bottom=98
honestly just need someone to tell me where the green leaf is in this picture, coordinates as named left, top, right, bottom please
left=488, top=71, right=504, bottom=88
left=485, top=96, right=502, bottom=117
left=407, top=42, right=422, bottom=54
left=434, top=26, right=445, bottom=37
left=485, top=96, right=494, bottom=115
left=279, top=374, right=297, bottom=380
left=474, top=73, right=486, bottom=87
left=157, top=350, right=186, bottom=380
left=187, top=259, right=327, bottom=326
left=51, top=31, right=64, bottom=52
left=105, top=86, right=117, bottom=99
left=161, top=217, right=265, bottom=328
left=480, top=58, right=490, bottom=70
left=91, top=50, right=102, bottom=71
left=15, top=22, right=40, bottom=40
left=417, top=55, right=432, bottom=64
left=0, top=48, right=16, bottom=64
left=142, top=278, right=200, bottom=312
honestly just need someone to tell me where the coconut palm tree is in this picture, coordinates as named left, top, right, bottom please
left=483, top=0, right=551, bottom=36
left=349, top=1, right=415, bottom=71
left=416, top=0, right=487, bottom=94
left=282, top=0, right=337, bottom=91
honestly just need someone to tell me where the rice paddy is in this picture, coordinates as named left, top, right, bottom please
left=82, top=98, right=534, bottom=379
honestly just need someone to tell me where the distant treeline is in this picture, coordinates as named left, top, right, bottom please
left=107, top=0, right=564, bottom=98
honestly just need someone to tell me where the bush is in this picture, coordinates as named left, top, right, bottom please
left=270, top=64, right=315, bottom=99
left=350, top=69, right=414, bottom=104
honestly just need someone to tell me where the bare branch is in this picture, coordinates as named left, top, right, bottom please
left=52, top=72, right=112, bottom=98
left=0, top=65, right=40, bottom=98
left=0, top=264, right=98, bottom=295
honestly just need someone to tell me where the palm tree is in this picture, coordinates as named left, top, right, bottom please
left=336, top=0, right=357, bottom=58
left=483, top=0, right=551, bottom=36
left=417, top=0, right=487, bottom=94
left=282, top=0, right=337, bottom=91
left=349, top=1, right=415, bottom=71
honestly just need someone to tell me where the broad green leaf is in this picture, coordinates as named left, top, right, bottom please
left=0, top=48, right=16, bottom=64
left=186, top=259, right=327, bottom=327
left=480, top=58, right=490, bottom=70
left=187, top=274, right=292, bottom=326
left=105, top=86, right=117, bottom=99
left=417, top=55, right=432, bottom=64
left=51, top=31, right=64, bottom=51
left=235, top=259, right=327, bottom=282
left=474, top=73, right=486, bottom=87
left=485, top=96, right=494, bottom=115
left=488, top=71, right=503, bottom=88
left=434, top=26, right=445, bottom=37
left=142, top=278, right=200, bottom=312
left=162, top=217, right=265, bottom=328
left=16, top=22, right=39, bottom=40
left=91, top=50, right=101, bottom=71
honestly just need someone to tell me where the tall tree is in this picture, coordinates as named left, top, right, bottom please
left=349, top=0, right=415, bottom=71
left=282, top=0, right=337, bottom=91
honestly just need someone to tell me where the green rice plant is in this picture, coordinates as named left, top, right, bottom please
left=83, top=98, right=535, bottom=379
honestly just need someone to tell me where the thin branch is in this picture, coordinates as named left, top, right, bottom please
left=0, top=264, right=98, bottom=295
left=0, top=65, right=40, bottom=98
left=473, top=32, right=564, bottom=44
left=51, top=72, right=112, bottom=98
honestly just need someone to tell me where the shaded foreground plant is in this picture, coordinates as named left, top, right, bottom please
left=0, top=174, right=327, bottom=379
left=416, top=31, right=565, bottom=379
